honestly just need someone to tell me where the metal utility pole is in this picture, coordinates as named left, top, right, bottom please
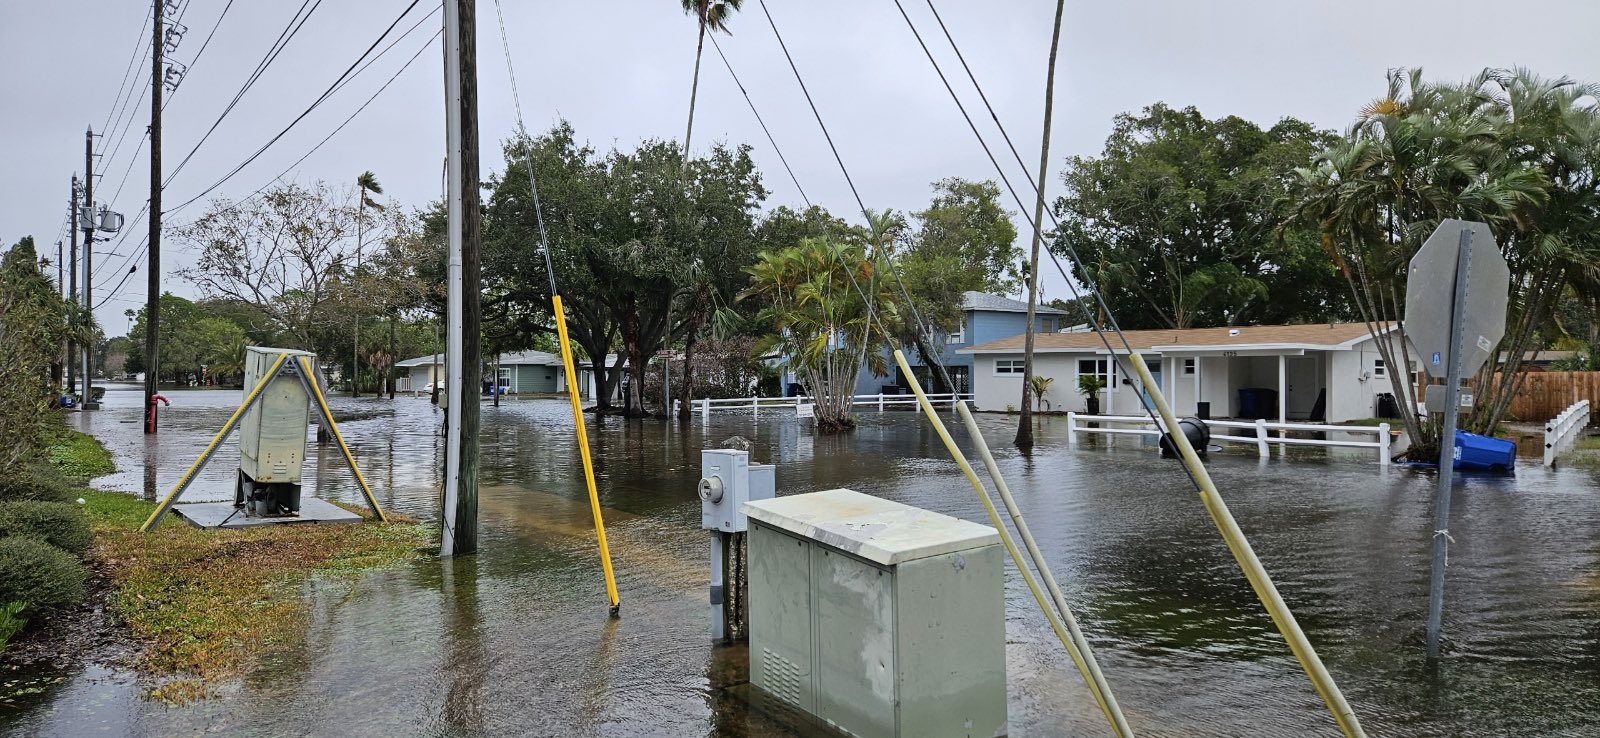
left=144, top=0, right=164, bottom=434
left=68, top=177, right=80, bottom=401
left=83, top=127, right=100, bottom=411
left=1425, top=229, right=1473, bottom=659
left=441, top=0, right=482, bottom=556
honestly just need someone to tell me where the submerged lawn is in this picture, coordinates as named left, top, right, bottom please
left=82, top=491, right=431, bottom=703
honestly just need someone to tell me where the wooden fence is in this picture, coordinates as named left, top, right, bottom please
left=1499, top=371, right=1600, bottom=421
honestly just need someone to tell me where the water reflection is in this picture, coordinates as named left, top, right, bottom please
left=4, top=384, right=1597, bottom=737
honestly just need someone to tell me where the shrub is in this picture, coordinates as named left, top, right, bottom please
left=0, top=500, right=93, bottom=554
left=0, top=601, right=23, bottom=650
left=0, top=536, right=87, bottom=616
left=0, top=460, right=77, bottom=503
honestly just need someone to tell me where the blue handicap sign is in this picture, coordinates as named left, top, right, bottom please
left=1431, top=352, right=1441, bottom=366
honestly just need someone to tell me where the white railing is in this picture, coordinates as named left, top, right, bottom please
left=1065, top=413, right=1392, bottom=465
left=1543, top=399, right=1590, bottom=467
left=694, top=392, right=972, bottom=419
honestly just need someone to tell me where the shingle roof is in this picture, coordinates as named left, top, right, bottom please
left=960, top=322, right=1392, bottom=354
left=962, top=291, right=1066, bottom=315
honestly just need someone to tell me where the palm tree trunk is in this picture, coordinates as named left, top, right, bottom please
left=387, top=314, right=396, bottom=399
left=677, top=286, right=708, bottom=420
left=684, top=20, right=708, bottom=158
left=1016, top=0, right=1066, bottom=449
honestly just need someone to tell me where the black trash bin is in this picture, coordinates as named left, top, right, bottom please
left=1376, top=392, right=1400, bottom=419
left=1196, top=401, right=1211, bottom=420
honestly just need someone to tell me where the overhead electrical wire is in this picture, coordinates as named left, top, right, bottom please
left=885, top=1, right=1367, bottom=734
left=99, top=5, right=154, bottom=138
left=94, top=19, right=440, bottom=309
left=167, top=0, right=425, bottom=213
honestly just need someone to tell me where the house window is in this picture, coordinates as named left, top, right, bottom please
left=947, top=318, right=966, bottom=344
left=1373, top=359, right=1387, bottom=378
left=1077, top=358, right=1119, bottom=387
left=995, top=359, right=1025, bottom=375
left=1039, top=317, right=1053, bottom=333
left=1182, top=358, right=1196, bottom=376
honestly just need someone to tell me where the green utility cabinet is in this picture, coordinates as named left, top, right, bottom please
left=745, top=489, right=1007, bottom=738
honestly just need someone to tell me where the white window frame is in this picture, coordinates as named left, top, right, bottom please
left=1077, top=358, right=1119, bottom=388
left=1182, top=358, right=1196, bottom=375
left=1373, top=358, right=1387, bottom=378
left=994, top=358, right=1025, bottom=376
left=947, top=318, right=966, bottom=345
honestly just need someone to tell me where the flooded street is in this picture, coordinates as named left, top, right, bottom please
left=5, top=383, right=1600, bottom=737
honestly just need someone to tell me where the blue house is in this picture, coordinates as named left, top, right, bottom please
left=854, top=291, right=1068, bottom=395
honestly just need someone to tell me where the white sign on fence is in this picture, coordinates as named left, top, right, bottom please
left=796, top=403, right=815, bottom=419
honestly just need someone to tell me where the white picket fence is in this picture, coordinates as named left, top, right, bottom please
left=1543, top=399, right=1591, bottom=467
left=693, top=392, right=972, bottom=419
left=1066, top=413, right=1393, bottom=465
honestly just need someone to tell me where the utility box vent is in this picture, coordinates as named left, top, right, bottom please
left=744, top=489, right=1007, bottom=738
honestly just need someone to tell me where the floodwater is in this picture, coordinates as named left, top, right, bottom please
left=4, top=383, right=1599, bottom=737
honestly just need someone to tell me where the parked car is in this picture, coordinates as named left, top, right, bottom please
left=423, top=381, right=445, bottom=393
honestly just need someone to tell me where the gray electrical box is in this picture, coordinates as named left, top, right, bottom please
left=237, top=347, right=315, bottom=516
left=744, top=489, right=1007, bottom=738
left=699, top=449, right=774, bottom=532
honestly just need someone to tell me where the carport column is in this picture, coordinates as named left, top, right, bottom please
left=1277, top=354, right=1287, bottom=438
left=1193, top=356, right=1201, bottom=412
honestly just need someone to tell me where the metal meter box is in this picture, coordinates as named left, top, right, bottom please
left=699, top=449, right=774, bottom=532
left=744, top=489, right=1007, bottom=738
left=237, top=347, right=315, bottom=516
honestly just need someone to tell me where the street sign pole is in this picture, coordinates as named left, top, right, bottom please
left=1425, top=227, right=1474, bottom=659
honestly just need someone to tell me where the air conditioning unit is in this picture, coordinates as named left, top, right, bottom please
left=235, top=347, right=316, bottom=517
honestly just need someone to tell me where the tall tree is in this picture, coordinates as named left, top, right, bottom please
left=680, top=0, right=743, bottom=160
left=1292, top=67, right=1598, bottom=446
left=178, top=182, right=362, bottom=355
left=1054, top=104, right=1346, bottom=329
left=352, top=171, right=384, bottom=397
left=1017, top=0, right=1067, bottom=448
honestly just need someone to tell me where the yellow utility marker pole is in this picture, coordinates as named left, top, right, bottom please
left=554, top=294, right=621, bottom=615
left=1125, top=353, right=1364, bottom=738
left=297, top=357, right=387, bottom=522
left=894, top=350, right=1133, bottom=737
left=140, top=352, right=290, bottom=532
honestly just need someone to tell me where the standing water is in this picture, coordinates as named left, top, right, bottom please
left=4, top=384, right=1599, bottom=736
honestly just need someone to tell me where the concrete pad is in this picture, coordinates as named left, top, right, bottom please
left=173, top=497, right=364, bottom=529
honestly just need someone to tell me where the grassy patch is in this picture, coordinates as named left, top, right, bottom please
left=42, top=422, right=116, bottom=480
left=1575, top=435, right=1600, bottom=451
left=81, top=491, right=429, bottom=703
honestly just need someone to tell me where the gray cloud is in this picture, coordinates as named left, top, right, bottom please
left=5, top=0, right=1597, bottom=333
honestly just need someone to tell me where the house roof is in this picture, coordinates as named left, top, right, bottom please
left=396, top=352, right=625, bottom=368
left=962, top=291, right=1065, bottom=315
left=960, top=322, right=1392, bottom=355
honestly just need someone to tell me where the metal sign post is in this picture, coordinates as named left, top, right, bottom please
left=1405, top=219, right=1510, bottom=659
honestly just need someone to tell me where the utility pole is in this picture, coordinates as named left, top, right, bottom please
left=56, top=238, right=65, bottom=393
left=67, top=177, right=79, bottom=402
left=440, top=0, right=481, bottom=556
left=83, top=127, right=100, bottom=411
left=144, top=0, right=164, bottom=434
left=353, top=208, right=363, bottom=398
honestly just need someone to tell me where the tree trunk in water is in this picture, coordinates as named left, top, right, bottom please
left=1017, top=0, right=1067, bottom=449
left=678, top=287, right=708, bottom=421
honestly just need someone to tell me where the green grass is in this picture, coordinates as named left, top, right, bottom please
left=80, top=491, right=430, bottom=703
left=42, top=423, right=115, bottom=480
left=1575, top=436, right=1600, bottom=451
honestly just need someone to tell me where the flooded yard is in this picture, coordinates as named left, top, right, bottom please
left=4, top=383, right=1599, bottom=736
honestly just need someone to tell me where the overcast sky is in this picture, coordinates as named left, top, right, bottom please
left=4, top=0, right=1598, bottom=336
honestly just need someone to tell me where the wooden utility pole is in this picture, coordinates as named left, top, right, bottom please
left=441, top=0, right=481, bottom=556
left=83, top=127, right=100, bottom=410
left=68, top=176, right=80, bottom=401
left=144, top=0, right=164, bottom=433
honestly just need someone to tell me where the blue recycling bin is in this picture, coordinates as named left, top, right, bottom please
left=1453, top=430, right=1516, bottom=473
left=1236, top=388, right=1279, bottom=419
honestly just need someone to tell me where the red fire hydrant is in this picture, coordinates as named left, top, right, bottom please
left=146, top=394, right=170, bottom=434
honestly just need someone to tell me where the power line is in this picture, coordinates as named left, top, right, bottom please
left=95, top=24, right=440, bottom=308
left=167, top=0, right=425, bottom=212
left=162, top=0, right=324, bottom=188
left=100, top=5, right=153, bottom=136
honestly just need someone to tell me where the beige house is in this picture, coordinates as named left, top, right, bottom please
left=960, top=322, right=1408, bottom=423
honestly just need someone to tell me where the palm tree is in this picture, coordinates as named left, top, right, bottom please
left=1016, top=0, right=1066, bottom=448
left=680, top=0, right=742, bottom=159
left=1028, top=374, right=1053, bottom=413
left=352, top=171, right=383, bottom=397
